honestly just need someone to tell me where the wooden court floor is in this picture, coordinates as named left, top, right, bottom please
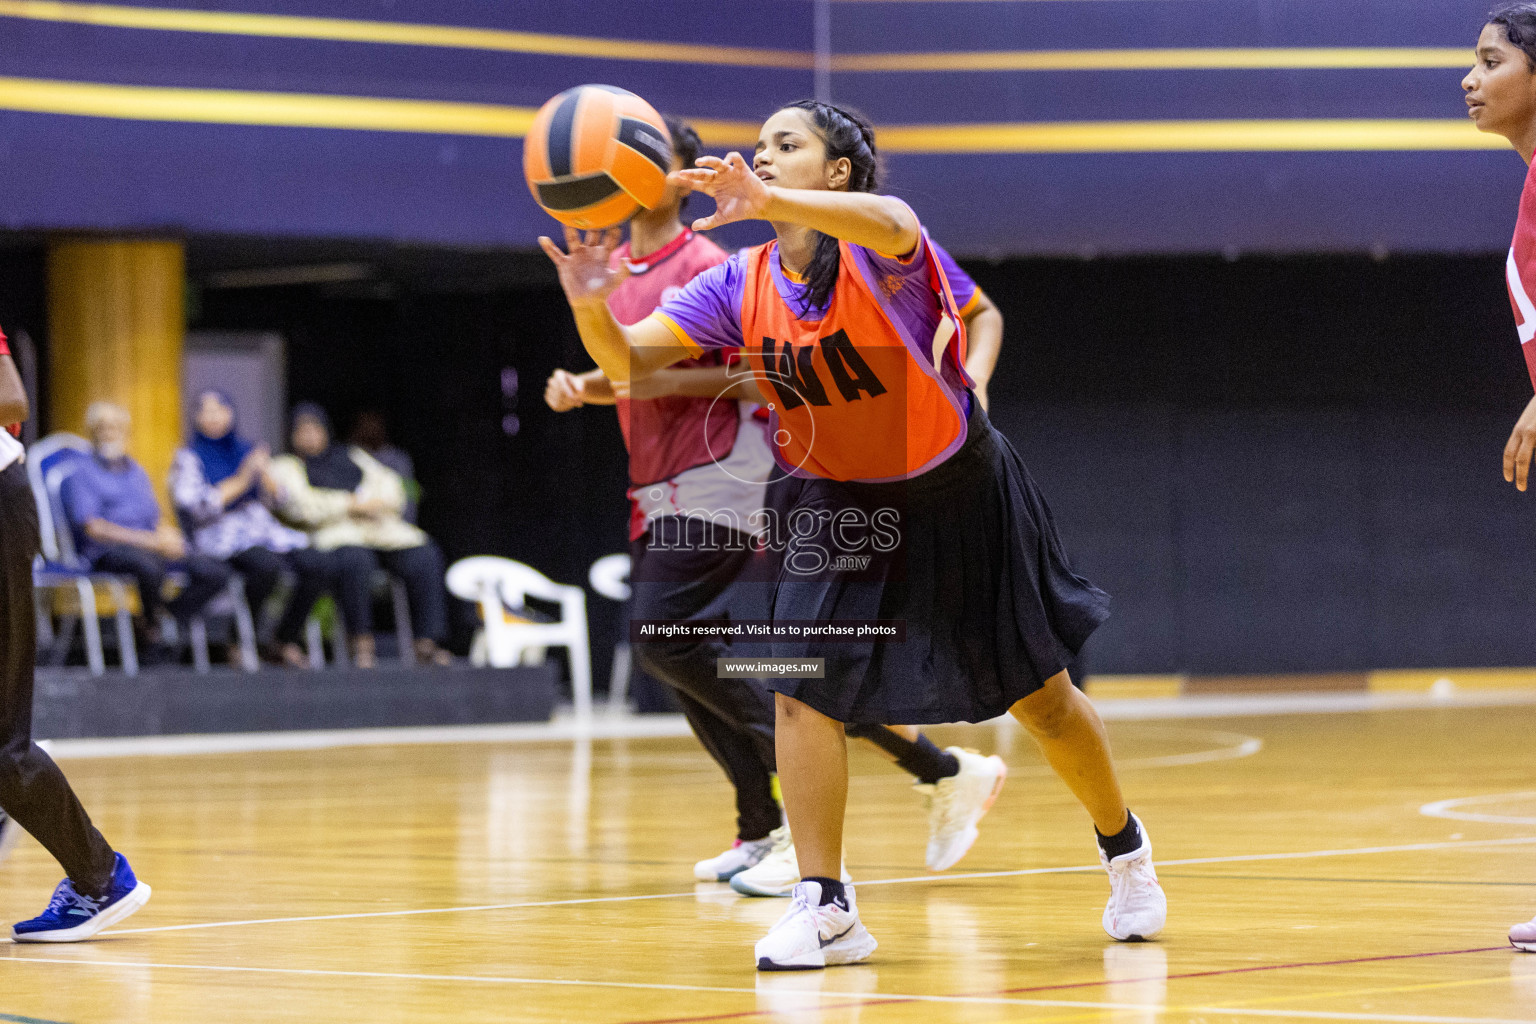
left=2, top=700, right=1536, bottom=1023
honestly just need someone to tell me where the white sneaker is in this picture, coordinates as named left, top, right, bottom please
left=1099, top=813, right=1167, bottom=941
left=1511, top=916, right=1536, bottom=951
left=694, top=835, right=776, bottom=882
left=0, top=808, right=17, bottom=866
left=755, top=880, right=877, bottom=970
left=731, top=826, right=852, bottom=897
left=917, top=747, right=1007, bottom=871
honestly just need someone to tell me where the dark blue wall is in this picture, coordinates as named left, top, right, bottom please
left=0, top=0, right=1523, bottom=256
left=978, top=254, right=1536, bottom=674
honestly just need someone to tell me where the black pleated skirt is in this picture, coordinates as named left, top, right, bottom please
left=765, top=400, right=1110, bottom=724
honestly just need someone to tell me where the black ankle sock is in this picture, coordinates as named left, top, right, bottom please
left=848, top=726, right=960, bottom=784
left=1095, top=811, right=1142, bottom=861
left=804, top=876, right=847, bottom=909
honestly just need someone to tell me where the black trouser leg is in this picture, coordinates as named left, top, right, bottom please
left=271, top=548, right=335, bottom=645
left=632, top=517, right=779, bottom=840
left=0, top=463, right=117, bottom=895
left=164, top=554, right=233, bottom=624
left=228, top=546, right=284, bottom=631
left=377, top=542, right=447, bottom=644
left=93, top=546, right=171, bottom=623
left=332, top=546, right=380, bottom=636
left=672, top=690, right=781, bottom=841
left=844, top=723, right=960, bottom=784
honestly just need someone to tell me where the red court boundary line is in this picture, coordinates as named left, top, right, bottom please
left=613, top=944, right=1509, bottom=1024
left=998, top=943, right=1509, bottom=994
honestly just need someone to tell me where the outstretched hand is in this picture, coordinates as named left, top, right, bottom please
left=671, top=153, right=772, bottom=231
left=545, top=369, right=587, bottom=412
left=538, top=226, right=630, bottom=307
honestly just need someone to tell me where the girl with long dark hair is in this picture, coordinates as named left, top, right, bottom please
left=540, top=100, right=1165, bottom=969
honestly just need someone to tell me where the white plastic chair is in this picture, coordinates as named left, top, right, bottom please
left=446, top=556, right=591, bottom=720
left=587, top=553, right=632, bottom=712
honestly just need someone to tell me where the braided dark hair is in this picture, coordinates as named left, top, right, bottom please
left=1491, top=4, right=1536, bottom=68
left=663, top=115, right=702, bottom=214
left=776, top=100, right=880, bottom=316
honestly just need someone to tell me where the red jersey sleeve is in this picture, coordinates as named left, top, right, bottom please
left=1509, top=163, right=1536, bottom=390
left=0, top=327, right=19, bottom=437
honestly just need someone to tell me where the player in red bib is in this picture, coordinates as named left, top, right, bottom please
left=0, top=328, right=151, bottom=941
left=541, top=100, right=1165, bottom=968
left=545, top=118, right=1010, bottom=890
left=1464, top=2, right=1536, bottom=952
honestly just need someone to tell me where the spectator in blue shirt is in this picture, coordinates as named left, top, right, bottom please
left=61, top=402, right=232, bottom=660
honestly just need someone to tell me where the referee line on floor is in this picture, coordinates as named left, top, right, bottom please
left=95, top=834, right=1536, bottom=936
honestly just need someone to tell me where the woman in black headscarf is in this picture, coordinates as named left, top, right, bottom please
left=270, top=404, right=452, bottom=668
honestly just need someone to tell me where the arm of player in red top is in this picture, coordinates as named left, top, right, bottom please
left=0, top=330, right=26, bottom=433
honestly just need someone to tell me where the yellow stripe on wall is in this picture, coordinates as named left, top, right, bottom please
left=878, top=118, right=1508, bottom=153
left=0, top=75, right=541, bottom=135
left=0, top=0, right=815, bottom=69
left=0, top=1, right=1471, bottom=74
left=0, top=76, right=1508, bottom=154
left=833, top=46, right=1472, bottom=73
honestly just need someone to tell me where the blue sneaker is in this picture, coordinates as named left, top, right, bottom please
left=12, top=853, right=151, bottom=942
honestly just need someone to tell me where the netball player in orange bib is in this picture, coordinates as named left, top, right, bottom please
left=540, top=100, right=1166, bottom=969
left=1463, top=1, right=1536, bottom=953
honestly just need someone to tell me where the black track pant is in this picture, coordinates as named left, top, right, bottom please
left=631, top=516, right=779, bottom=842
left=0, top=461, right=117, bottom=895
left=229, top=545, right=335, bottom=645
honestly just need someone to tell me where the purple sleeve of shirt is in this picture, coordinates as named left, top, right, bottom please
left=60, top=469, right=102, bottom=531
left=654, top=254, right=746, bottom=351
left=854, top=199, right=933, bottom=281
left=927, top=238, right=977, bottom=312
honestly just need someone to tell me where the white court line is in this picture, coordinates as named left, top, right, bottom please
left=39, top=688, right=1536, bottom=760
left=102, top=834, right=1536, bottom=937
left=1421, top=792, right=1536, bottom=826
left=104, top=889, right=702, bottom=935
left=41, top=714, right=697, bottom=759
left=1093, top=688, right=1536, bottom=722
left=3, top=955, right=1530, bottom=1022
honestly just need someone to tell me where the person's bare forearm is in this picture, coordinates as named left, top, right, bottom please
left=0, top=354, right=27, bottom=426
left=569, top=301, right=635, bottom=382
left=214, top=472, right=254, bottom=508
left=963, top=305, right=1004, bottom=392
left=642, top=365, right=764, bottom=401
left=764, top=189, right=919, bottom=257
left=578, top=369, right=617, bottom=405
left=84, top=519, right=160, bottom=552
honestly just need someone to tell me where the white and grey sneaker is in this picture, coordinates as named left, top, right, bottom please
left=0, top=808, right=18, bottom=866
left=917, top=747, right=1007, bottom=871
left=1511, top=916, right=1536, bottom=951
left=1099, top=813, right=1167, bottom=941
left=695, top=834, right=776, bottom=882
left=731, top=826, right=852, bottom=897
left=755, top=880, right=877, bottom=970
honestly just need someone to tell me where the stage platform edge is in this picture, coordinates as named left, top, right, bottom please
left=31, top=664, right=561, bottom=740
